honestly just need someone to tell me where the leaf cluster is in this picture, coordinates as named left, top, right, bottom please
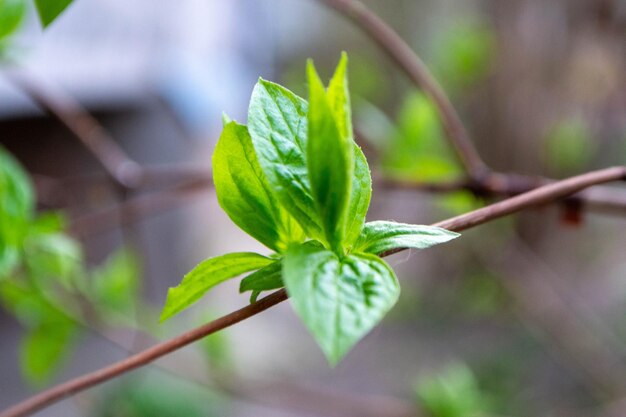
left=0, top=0, right=75, bottom=47
left=0, top=146, right=141, bottom=383
left=161, top=54, right=459, bottom=364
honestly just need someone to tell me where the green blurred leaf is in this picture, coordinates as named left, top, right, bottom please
left=354, top=221, right=459, bottom=255
left=91, top=248, right=140, bottom=320
left=160, top=252, right=272, bottom=321
left=34, top=0, right=74, bottom=27
left=0, top=0, right=26, bottom=40
left=382, top=92, right=461, bottom=181
left=20, top=320, right=76, bottom=385
left=433, top=20, right=495, bottom=90
left=0, top=146, right=33, bottom=272
left=0, top=279, right=74, bottom=326
left=98, top=374, right=221, bottom=417
left=307, top=58, right=354, bottom=253
left=29, top=212, right=66, bottom=234
left=248, top=79, right=322, bottom=239
left=197, top=313, right=233, bottom=373
left=544, top=117, right=594, bottom=174
left=416, top=363, right=491, bottom=417
left=283, top=242, right=399, bottom=365
left=213, top=121, right=304, bottom=252
left=437, top=191, right=479, bottom=216
left=24, top=233, right=82, bottom=288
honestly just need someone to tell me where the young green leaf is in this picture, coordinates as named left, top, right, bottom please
left=21, top=320, right=76, bottom=385
left=239, top=259, right=283, bottom=293
left=354, top=221, right=460, bottom=255
left=213, top=122, right=304, bottom=252
left=283, top=243, right=400, bottom=365
left=248, top=79, right=322, bottom=239
left=326, top=53, right=372, bottom=247
left=306, top=60, right=354, bottom=253
left=160, top=252, right=272, bottom=322
left=345, top=145, right=372, bottom=247
left=326, top=52, right=352, bottom=143
left=34, top=0, right=74, bottom=27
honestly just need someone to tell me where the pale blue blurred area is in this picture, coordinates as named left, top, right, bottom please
left=0, top=0, right=305, bottom=138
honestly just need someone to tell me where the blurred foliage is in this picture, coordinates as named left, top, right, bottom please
left=431, top=19, right=496, bottom=93
left=0, top=146, right=145, bottom=384
left=282, top=53, right=389, bottom=104
left=544, top=117, right=595, bottom=175
left=89, top=248, right=141, bottom=326
left=382, top=92, right=461, bottom=181
left=197, top=313, right=233, bottom=374
left=415, top=362, right=493, bottom=417
left=457, top=271, right=506, bottom=317
left=97, top=373, right=224, bottom=417
left=0, top=0, right=26, bottom=41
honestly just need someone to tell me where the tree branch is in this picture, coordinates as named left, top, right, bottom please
left=2, top=165, right=624, bottom=417
left=379, top=172, right=626, bottom=218
left=318, top=0, right=489, bottom=178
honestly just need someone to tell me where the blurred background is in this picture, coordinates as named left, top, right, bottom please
left=1, top=0, right=626, bottom=416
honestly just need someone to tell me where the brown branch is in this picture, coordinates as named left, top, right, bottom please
left=431, top=166, right=625, bottom=232
left=2, top=166, right=624, bottom=417
left=379, top=172, right=626, bottom=218
left=319, top=0, right=489, bottom=178
left=3, top=70, right=144, bottom=188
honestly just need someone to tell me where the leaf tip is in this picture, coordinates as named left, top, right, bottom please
left=221, top=112, right=233, bottom=126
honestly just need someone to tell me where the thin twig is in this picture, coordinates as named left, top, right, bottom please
left=2, top=166, right=624, bottom=417
left=3, top=70, right=144, bottom=188
left=318, top=0, right=489, bottom=178
left=380, top=173, right=626, bottom=217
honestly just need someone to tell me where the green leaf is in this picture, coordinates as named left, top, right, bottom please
left=326, top=53, right=372, bottom=247
left=326, top=52, right=352, bottom=142
left=160, top=252, right=272, bottom=321
left=213, top=122, right=304, bottom=252
left=239, top=259, right=283, bottom=293
left=248, top=79, right=322, bottom=239
left=0, top=146, right=33, bottom=276
left=24, top=233, right=82, bottom=288
left=34, top=0, right=74, bottom=27
left=91, top=247, right=140, bottom=320
left=284, top=243, right=400, bottom=365
left=345, top=145, right=372, bottom=247
left=21, top=320, right=76, bottom=385
left=29, top=212, right=66, bottom=234
left=306, top=59, right=353, bottom=253
left=0, top=0, right=26, bottom=40
left=415, top=363, right=491, bottom=417
left=0, top=145, right=33, bottom=237
left=354, top=221, right=459, bottom=255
